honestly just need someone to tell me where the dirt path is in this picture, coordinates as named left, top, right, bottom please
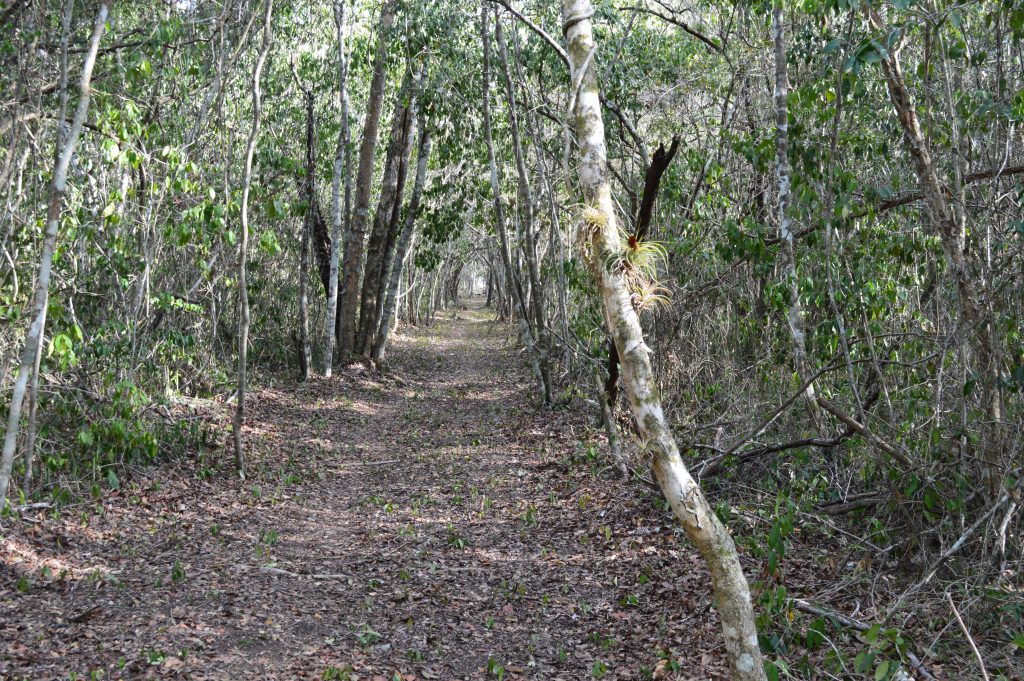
left=1, top=304, right=729, bottom=680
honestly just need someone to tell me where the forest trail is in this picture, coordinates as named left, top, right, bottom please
left=1, top=303, right=728, bottom=680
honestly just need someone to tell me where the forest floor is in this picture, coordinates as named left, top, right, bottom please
left=0, top=301, right=735, bottom=680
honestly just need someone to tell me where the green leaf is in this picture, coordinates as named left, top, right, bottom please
left=259, top=230, right=281, bottom=256
left=875, top=660, right=891, bottom=680
left=107, top=469, right=120, bottom=490
left=855, top=651, right=876, bottom=674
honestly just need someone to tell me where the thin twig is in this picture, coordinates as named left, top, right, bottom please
left=945, top=592, right=989, bottom=681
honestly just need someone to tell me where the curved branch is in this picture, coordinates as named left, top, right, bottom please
left=619, top=4, right=722, bottom=53
left=483, top=0, right=569, bottom=69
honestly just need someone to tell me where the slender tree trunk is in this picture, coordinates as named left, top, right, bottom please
left=560, top=3, right=766, bottom=678
left=337, top=0, right=396, bottom=360
left=373, top=126, right=431, bottom=362
left=0, top=1, right=108, bottom=506
left=480, top=5, right=547, bottom=400
left=324, top=0, right=350, bottom=377
left=233, top=0, right=273, bottom=478
left=298, top=89, right=314, bottom=381
left=374, top=63, right=426, bottom=333
left=485, top=263, right=494, bottom=308
left=21, top=335, right=43, bottom=493
left=494, top=12, right=552, bottom=403
left=412, top=267, right=424, bottom=326
left=23, top=0, right=77, bottom=494
left=772, top=1, right=821, bottom=427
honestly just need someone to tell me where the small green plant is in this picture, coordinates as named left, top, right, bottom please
left=355, top=624, right=382, bottom=647
left=486, top=656, right=505, bottom=679
left=255, top=528, right=279, bottom=558
left=592, top=659, right=608, bottom=678
left=321, top=665, right=352, bottom=680
left=170, top=559, right=186, bottom=584
left=143, top=648, right=166, bottom=665
left=520, top=503, right=538, bottom=526
left=447, top=523, right=468, bottom=549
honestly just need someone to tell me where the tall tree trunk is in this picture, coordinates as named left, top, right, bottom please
left=0, top=1, right=108, bottom=506
left=323, top=0, right=350, bottom=376
left=372, top=126, right=431, bottom=362
left=233, top=0, right=273, bottom=478
left=22, top=0, right=78, bottom=495
left=336, top=0, right=396, bottom=360
left=773, top=0, right=821, bottom=426
left=560, top=2, right=766, bottom=678
left=358, top=64, right=421, bottom=355
left=373, top=103, right=418, bottom=338
left=494, top=11, right=552, bottom=403
left=480, top=5, right=547, bottom=400
left=298, top=88, right=314, bottom=381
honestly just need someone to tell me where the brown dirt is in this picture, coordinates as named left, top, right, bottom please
left=0, top=304, right=729, bottom=680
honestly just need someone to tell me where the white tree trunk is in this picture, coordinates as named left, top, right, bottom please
left=324, top=0, right=351, bottom=377
left=772, top=2, right=820, bottom=427
left=233, top=0, right=274, bottom=477
left=480, top=5, right=547, bottom=400
left=0, top=2, right=109, bottom=506
left=560, top=2, right=766, bottom=678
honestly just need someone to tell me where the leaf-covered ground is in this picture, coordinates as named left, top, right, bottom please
left=1, top=305, right=734, bottom=680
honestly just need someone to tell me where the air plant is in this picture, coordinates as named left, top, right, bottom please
left=630, top=279, right=672, bottom=312
left=604, top=226, right=668, bottom=287
left=577, top=204, right=610, bottom=263
left=579, top=204, right=608, bottom=233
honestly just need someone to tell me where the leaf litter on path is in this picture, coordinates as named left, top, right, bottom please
left=0, top=306, right=729, bottom=680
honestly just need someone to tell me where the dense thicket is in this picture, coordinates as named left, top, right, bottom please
left=2, top=0, right=1022, bottom=678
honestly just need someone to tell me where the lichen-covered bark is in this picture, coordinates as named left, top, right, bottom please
left=560, top=2, right=766, bottom=678
left=772, top=2, right=820, bottom=426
